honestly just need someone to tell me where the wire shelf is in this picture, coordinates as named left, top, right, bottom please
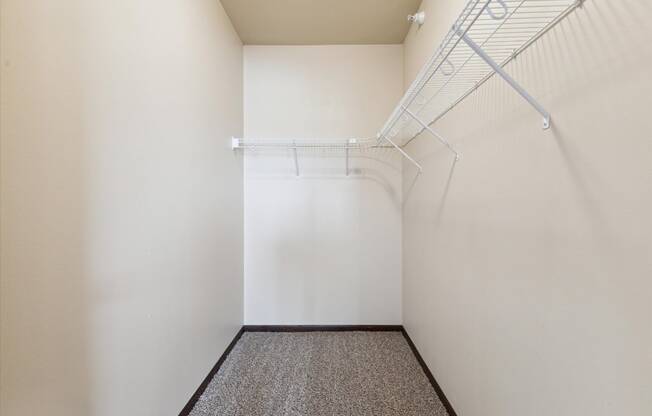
left=378, top=0, right=581, bottom=147
left=232, top=137, right=395, bottom=176
left=235, top=0, right=581, bottom=174
left=232, top=137, right=381, bottom=151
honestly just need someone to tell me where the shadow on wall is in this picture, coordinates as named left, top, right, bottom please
left=244, top=147, right=403, bottom=209
left=550, top=124, right=616, bottom=250
left=401, top=0, right=652, bottom=231
left=401, top=1, right=652, bottom=414
left=402, top=152, right=458, bottom=224
left=463, top=0, right=650, bottom=137
left=244, top=144, right=403, bottom=325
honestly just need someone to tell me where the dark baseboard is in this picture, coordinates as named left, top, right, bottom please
left=243, top=324, right=403, bottom=332
left=178, top=327, right=245, bottom=416
left=401, top=328, right=458, bottom=416
left=180, top=324, right=457, bottom=416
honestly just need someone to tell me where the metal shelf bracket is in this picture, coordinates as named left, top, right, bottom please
left=377, top=134, right=423, bottom=173
left=345, top=139, right=356, bottom=176
left=292, top=141, right=300, bottom=177
left=402, top=107, right=461, bottom=160
left=455, top=26, right=551, bottom=130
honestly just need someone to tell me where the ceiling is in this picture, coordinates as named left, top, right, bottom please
left=220, top=0, right=423, bottom=45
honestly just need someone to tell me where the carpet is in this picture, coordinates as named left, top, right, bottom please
left=189, top=331, right=448, bottom=416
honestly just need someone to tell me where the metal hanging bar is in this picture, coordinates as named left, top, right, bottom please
left=378, top=134, right=423, bottom=173
left=455, top=25, right=551, bottom=129
left=402, top=107, right=461, bottom=161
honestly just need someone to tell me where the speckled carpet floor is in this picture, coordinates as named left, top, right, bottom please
left=189, top=331, right=449, bottom=416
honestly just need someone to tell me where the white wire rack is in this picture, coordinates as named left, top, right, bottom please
left=378, top=0, right=582, bottom=160
left=232, top=137, right=403, bottom=176
left=235, top=0, right=582, bottom=174
left=232, top=137, right=377, bottom=151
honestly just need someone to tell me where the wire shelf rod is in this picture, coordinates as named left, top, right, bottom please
left=401, top=0, right=581, bottom=147
left=378, top=0, right=580, bottom=148
left=232, top=137, right=392, bottom=150
left=407, top=0, right=527, bottom=130
left=377, top=0, right=493, bottom=145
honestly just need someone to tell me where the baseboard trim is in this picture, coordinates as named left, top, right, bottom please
left=179, top=324, right=457, bottom=416
left=178, top=327, right=245, bottom=416
left=243, top=324, right=403, bottom=332
left=400, top=328, right=458, bottom=416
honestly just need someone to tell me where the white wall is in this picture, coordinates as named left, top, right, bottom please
left=402, top=1, right=652, bottom=416
left=244, top=45, right=403, bottom=325
left=0, top=1, right=243, bottom=415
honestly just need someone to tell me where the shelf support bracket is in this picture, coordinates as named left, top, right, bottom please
left=292, top=141, right=299, bottom=177
left=402, top=107, right=461, bottom=161
left=377, top=134, right=423, bottom=173
left=455, top=28, right=551, bottom=129
left=345, top=139, right=355, bottom=176
left=231, top=137, right=240, bottom=150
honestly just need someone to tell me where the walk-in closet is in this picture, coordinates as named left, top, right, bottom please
left=1, top=0, right=650, bottom=415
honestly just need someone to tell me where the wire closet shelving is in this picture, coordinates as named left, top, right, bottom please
left=232, top=137, right=384, bottom=176
left=233, top=0, right=583, bottom=174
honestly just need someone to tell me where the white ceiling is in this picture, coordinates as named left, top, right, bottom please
left=220, top=0, right=423, bottom=45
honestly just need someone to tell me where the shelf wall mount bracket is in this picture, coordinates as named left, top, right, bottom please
left=231, top=137, right=240, bottom=150
left=345, top=139, right=356, bottom=176
left=292, top=140, right=300, bottom=177
left=377, top=134, right=423, bottom=173
left=455, top=26, right=551, bottom=130
left=402, top=107, right=461, bottom=161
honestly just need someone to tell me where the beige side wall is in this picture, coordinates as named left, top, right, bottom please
left=243, top=45, right=404, bottom=325
left=0, top=1, right=243, bottom=415
left=402, top=1, right=652, bottom=415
